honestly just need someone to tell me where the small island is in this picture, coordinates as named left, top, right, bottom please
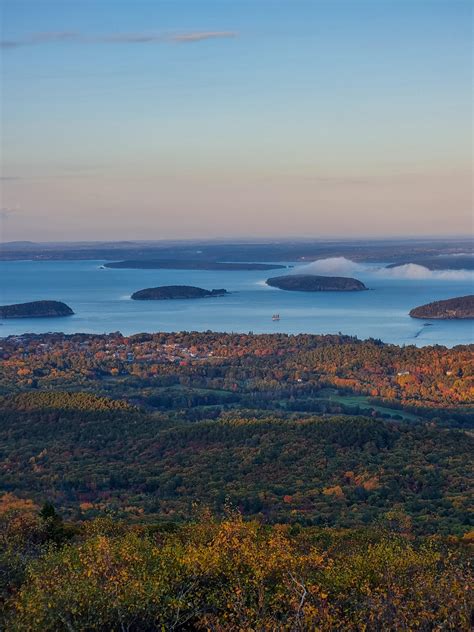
left=266, top=274, right=367, bottom=292
left=105, top=260, right=286, bottom=271
left=131, top=286, right=228, bottom=300
left=0, top=300, right=74, bottom=319
left=409, top=295, right=474, bottom=319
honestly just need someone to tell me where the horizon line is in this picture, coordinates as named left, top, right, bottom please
left=1, top=235, right=472, bottom=246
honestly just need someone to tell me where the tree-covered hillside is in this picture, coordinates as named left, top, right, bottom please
left=0, top=331, right=473, bottom=629
left=1, top=506, right=472, bottom=631
left=0, top=400, right=472, bottom=534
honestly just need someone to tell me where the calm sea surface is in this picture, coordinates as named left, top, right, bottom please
left=1, top=260, right=473, bottom=347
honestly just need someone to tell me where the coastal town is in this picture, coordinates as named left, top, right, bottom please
left=1, top=331, right=471, bottom=410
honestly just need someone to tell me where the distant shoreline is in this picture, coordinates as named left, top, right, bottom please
left=104, top=260, right=287, bottom=271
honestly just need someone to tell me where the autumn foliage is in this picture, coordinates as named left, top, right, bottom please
left=1, top=332, right=473, bottom=628
left=1, top=507, right=472, bottom=631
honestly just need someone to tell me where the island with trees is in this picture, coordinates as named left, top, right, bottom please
left=409, top=295, right=474, bottom=319
left=131, top=285, right=228, bottom=300
left=105, top=259, right=286, bottom=271
left=266, top=274, right=367, bottom=292
left=0, top=300, right=74, bottom=319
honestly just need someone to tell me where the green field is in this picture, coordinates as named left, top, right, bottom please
left=316, top=389, right=420, bottom=421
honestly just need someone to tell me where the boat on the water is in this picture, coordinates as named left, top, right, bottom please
left=272, top=314, right=280, bottom=321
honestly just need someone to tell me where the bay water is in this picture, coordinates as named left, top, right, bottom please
left=1, top=259, right=472, bottom=346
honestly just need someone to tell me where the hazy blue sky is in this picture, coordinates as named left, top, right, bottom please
left=1, top=0, right=472, bottom=241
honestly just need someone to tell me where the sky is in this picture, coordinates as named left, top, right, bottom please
left=0, top=0, right=472, bottom=242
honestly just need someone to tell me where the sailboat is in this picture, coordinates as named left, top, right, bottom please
left=272, top=314, right=280, bottom=321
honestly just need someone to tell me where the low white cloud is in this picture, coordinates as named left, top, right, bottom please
left=295, top=257, right=365, bottom=276
left=376, top=263, right=473, bottom=281
left=295, top=257, right=473, bottom=281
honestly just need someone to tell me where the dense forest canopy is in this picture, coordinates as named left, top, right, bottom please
left=0, top=330, right=473, bottom=629
left=0, top=506, right=472, bottom=631
left=0, top=331, right=472, bottom=532
left=2, top=331, right=472, bottom=410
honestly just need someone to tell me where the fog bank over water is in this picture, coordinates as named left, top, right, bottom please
left=296, top=257, right=474, bottom=282
left=378, top=264, right=473, bottom=281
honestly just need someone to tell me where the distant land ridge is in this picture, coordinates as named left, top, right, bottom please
left=131, top=286, right=228, bottom=300
left=266, top=274, right=367, bottom=292
left=105, top=260, right=286, bottom=271
left=0, top=300, right=74, bottom=319
left=409, top=295, right=474, bottom=319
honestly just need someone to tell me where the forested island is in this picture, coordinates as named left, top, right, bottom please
left=0, top=300, right=74, bottom=319
left=409, top=295, right=474, bottom=319
left=131, top=285, right=228, bottom=300
left=105, top=259, right=286, bottom=271
left=266, top=274, right=367, bottom=292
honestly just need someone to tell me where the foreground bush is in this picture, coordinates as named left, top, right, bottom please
left=2, top=510, right=472, bottom=631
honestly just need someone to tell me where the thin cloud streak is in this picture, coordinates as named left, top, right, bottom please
left=30, top=31, right=80, bottom=43
left=171, top=31, right=237, bottom=43
left=0, top=31, right=80, bottom=48
left=1, top=30, right=238, bottom=48
left=0, top=208, right=20, bottom=220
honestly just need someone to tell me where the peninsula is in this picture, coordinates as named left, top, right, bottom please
left=266, top=274, right=367, bottom=292
left=131, top=286, right=228, bottom=300
left=105, top=260, right=286, bottom=271
left=409, top=295, right=474, bottom=319
left=0, top=300, right=74, bottom=319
